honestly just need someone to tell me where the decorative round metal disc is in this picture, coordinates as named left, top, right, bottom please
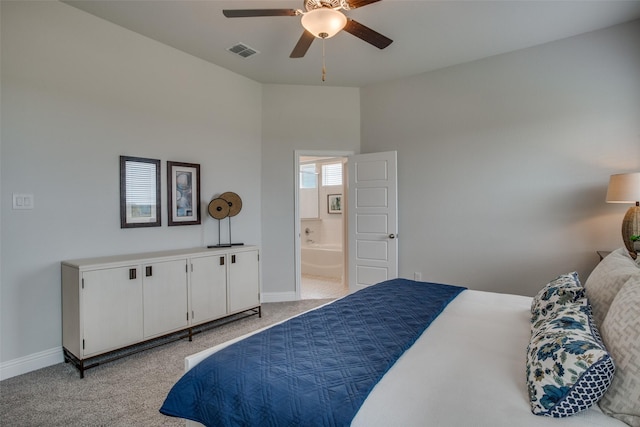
left=219, top=192, right=243, bottom=217
left=208, top=198, right=230, bottom=220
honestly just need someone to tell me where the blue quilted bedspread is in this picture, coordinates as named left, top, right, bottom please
left=160, top=279, right=465, bottom=426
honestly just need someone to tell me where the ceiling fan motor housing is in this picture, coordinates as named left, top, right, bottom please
left=304, top=0, right=350, bottom=12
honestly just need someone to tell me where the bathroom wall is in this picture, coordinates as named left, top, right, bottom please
left=301, top=158, right=346, bottom=247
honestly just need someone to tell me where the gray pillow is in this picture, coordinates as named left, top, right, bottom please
left=584, top=248, right=640, bottom=328
left=598, top=276, right=640, bottom=427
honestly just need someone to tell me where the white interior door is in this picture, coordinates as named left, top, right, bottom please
left=348, top=151, right=398, bottom=292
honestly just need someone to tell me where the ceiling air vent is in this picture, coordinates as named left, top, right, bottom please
left=227, top=43, right=259, bottom=58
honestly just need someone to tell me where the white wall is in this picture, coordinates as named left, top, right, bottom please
left=261, top=85, right=359, bottom=300
left=361, top=20, right=640, bottom=296
left=0, top=1, right=262, bottom=374
left=3, top=0, right=638, bottom=379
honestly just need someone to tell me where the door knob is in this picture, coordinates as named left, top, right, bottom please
left=388, top=234, right=396, bottom=239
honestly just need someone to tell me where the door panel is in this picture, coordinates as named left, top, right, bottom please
left=190, top=255, right=227, bottom=324
left=357, top=240, right=388, bottom=261
left=356, top=265, right=389, bottom=286
left=348, top=151, right=398, bottom=292
left=82, top=267, right=143, bottom=356
left=356, top=188, right=388, bottom=207
left=143, top=259, right=188, bottom=339
left=229, top=250, right=260, bottom=313
left=356, top=214, right=388, bottom=233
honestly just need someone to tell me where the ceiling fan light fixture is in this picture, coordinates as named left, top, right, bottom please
left=301, top=8, right=347, bottom=39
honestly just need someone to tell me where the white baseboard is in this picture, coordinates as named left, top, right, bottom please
left=261, top=291, right=298, bottom=303
left=0, top=347, right=64, bottom=381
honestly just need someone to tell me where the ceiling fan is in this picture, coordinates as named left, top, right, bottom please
left=223, top=0, right=393, bottom=58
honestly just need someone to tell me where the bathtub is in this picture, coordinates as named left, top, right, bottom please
left=301, top=243, right=343, bottom=280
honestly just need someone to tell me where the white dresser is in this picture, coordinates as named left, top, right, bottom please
left=61, top=245, right=260, bottom=377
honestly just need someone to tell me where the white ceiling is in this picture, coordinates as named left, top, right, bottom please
left=63, top=0, right=640, bottom=87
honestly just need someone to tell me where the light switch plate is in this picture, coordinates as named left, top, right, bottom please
left=13, top=193, right=34, bottom=210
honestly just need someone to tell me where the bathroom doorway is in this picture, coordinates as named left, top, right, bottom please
left=295, top=151, right=351, bottom=300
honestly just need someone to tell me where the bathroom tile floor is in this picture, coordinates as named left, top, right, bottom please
left=301, top=275, right=348, bottom=300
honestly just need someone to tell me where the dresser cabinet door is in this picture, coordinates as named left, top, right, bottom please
left=190, top=255, right=228, bottom=325
left=228, top=250, right=260, bottom=313
left=82, top=266, right=143, bottom=357
left=142, top=259, right=188, bottom=339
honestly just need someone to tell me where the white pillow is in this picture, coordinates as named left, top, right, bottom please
left=584, top=248, right=640, bottom=328
left=598, top=276, right=640, bottom=427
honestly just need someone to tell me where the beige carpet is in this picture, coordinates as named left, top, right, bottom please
left=0, top=299, right=333, bottom=426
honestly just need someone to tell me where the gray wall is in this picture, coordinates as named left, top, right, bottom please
left=2, top=0, right=638, bottom=378
left=361, top=20, right=640, bottom=296
left=1, top=2, right=262, bottom=369
left=261, top=85, right=360, bottom=299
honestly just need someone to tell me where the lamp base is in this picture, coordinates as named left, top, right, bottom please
left=622, top=204, right=640, bottom=260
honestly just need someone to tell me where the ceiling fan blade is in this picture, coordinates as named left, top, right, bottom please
left=290, top=30, right=315, bottom=58
left=343, top=19, right=392, bottom=50
left=223, top=9, right=298, bottom=18
left=346, top=0, right=382, bottom=9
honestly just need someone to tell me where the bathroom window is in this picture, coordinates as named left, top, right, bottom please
left=322, top=163, right=342, bottom=186
left=300, top=164, right=317, bottom=189
left=300, top=163, right=319, bottom=218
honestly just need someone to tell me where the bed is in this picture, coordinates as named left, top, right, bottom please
left=160, top=248, right=640, bottom=427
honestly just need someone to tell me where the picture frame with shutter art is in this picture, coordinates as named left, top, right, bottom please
left=120, top=156, right=161, bottom=228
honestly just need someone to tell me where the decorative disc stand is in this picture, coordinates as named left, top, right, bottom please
left=207, top=191, right=244, bottom=248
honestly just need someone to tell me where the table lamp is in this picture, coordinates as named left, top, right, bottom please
left=606, top=172, right=640, bottom=259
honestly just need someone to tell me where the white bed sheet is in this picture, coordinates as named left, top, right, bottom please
left=184, top=289, right=625, bottom=427
left=352, top=290, right=625, bottom=427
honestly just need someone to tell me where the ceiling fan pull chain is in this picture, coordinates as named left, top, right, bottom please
left=322, top=38, right=327, bottom=82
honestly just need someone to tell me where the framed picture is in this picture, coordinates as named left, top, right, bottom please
left=167, top=161, right=201, bottom=226
left=120, top=156, right=161, bottom=228
left=328, top=194, right=342, bottom=214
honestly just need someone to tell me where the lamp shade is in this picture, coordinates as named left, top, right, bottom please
left=301, top=8, right=347, bottom=39
left=606, top=172, right=640, bottom=203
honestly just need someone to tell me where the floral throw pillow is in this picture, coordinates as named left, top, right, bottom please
left=531, top=272, right=586, bottom=334
left=526, top=302, right=615, bottom=417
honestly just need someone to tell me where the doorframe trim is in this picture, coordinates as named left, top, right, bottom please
left=294, top=150, right=354, bottom=300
